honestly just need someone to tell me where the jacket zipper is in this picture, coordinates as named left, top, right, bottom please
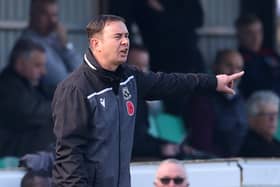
left=116, top=95, right=121, bottom=187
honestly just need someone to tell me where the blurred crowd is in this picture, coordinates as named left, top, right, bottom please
left=1, top=0, right=280, bottom=186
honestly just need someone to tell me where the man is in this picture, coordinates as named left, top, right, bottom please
left=154, top=159, right=190, bottom=187
left=0, top=39, right=53, bottom=157
left=133, top=0, right=205, bottom=73
left=236, top=14, right=280, bottom=98
left=186, top=49, right=248, bottom=157
left=19, top=0, right=80, bottom=97
left=52, top=14, right=244, bottom=186
left=239, top=90, right=280, bottom=157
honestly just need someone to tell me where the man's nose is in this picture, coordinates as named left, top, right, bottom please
left=168, top=181, right=176, bottom=187
left=121, top=37, right=129, bottom=46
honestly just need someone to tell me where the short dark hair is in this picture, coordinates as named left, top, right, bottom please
left=235, top=14, right=261, bottom=29
left=8, top=39, right=45, bottom=67
left=214, top=49, right=239, bottom=66
left=21, top=171, right=50, bottom=187
left=86, top=14, right=126, bottom=40
left=30, top=0, right=58, bottom=18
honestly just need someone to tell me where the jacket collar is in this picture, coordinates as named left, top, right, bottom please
left=83, top=49, right=124, bottom=89
left=83, top=48, right=98, bottom=71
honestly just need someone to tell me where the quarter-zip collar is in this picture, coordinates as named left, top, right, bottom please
left=83, top=48, right=124, bottom=94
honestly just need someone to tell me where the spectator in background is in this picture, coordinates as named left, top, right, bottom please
left=18, top=0, right=80, bottom=97
left=236, top=14, right=280, bottom=98
left=128, top=44, right=150, bottom=72
left=132, top=0, right=206, bottom=128
left=186, top=49, right=248, bottom=157
left=154, top=159, right=190, bottom=187
left=0, top=39, right=54, bottom=157
left=128, top=44, right=180, bottom=160
left=134, top=0, right=205, bottom=73
left=239, top=91, right=280, bottom=157
left=21, top=171, right=52, bottom=187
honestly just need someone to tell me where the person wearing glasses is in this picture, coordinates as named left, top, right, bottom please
left=239, top=90, right=280, bottom=157
left=154, top=159, right=190, bottom=187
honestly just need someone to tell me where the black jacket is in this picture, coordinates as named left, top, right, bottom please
left=52, top=49, right=217, bottom=187
left=239, top=129, right=280, bottom=157
left=0, top=68, right=53, bottom=157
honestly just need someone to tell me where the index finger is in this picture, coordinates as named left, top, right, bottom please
left=229, top=71, right=244, bottom=80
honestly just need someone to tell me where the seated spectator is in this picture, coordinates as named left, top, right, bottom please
left=236, top=14, right=280, bottom=98
left=0, top=39, right=54, bottom=157
left=154, top=159, right=190, bottom=187
left=185, top=49, right=248, bottom=157
left=21, top=171, right=51, bottom=187
left=19, top=0, right=80, bottom=97
left=239, top=90, right=280, bottom=157
left=128, top=44, right=180, bottom=160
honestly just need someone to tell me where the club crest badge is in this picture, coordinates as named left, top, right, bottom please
left=100, top=98, right=105, bottom=108
left=122, top=87, right=131, bottom=100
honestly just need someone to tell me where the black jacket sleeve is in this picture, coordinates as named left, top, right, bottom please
left=135, top=71, right=217, bottom=100
left=52, top=85, right=90, bottom=187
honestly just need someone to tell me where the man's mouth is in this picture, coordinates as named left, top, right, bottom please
left=120, top=48, right=128, bottom=56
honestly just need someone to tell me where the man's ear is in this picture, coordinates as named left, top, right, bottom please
left=90, top=37, right=101, bottom=52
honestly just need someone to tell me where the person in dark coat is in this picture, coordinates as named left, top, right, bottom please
left=236, top=14, right=280, bottom=98
left=0, top=39, right=54, bottom=157
left=134, top=0, right=205, bottom=73
left=19, top=0, right=81, bottom=97
left=239, top=90, right=280, bottom=157
left=52, top=14, right=244, bottom=187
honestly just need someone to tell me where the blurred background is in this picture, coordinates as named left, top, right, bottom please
left=0, top=0, right=277, bottom=70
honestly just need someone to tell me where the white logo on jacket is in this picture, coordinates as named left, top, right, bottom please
left=100, top=98, right=105, bottom=108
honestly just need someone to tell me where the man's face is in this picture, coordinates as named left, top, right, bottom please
left=19, top=50, right=46, bottom=86
left=154, top=163, right=189, bottom=187
left=216, top=53, right=244, bottom=75
left=250, top=103, right=279, bottom=139
left=128, top=49, right=150, bottom=72
left=37, top=3, right=59, bottom=35
left=97, top=21, right=129, bottom=67
left=238, top=21, right=263, bottom=52
left=215, top=52, right=244, bottom=90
